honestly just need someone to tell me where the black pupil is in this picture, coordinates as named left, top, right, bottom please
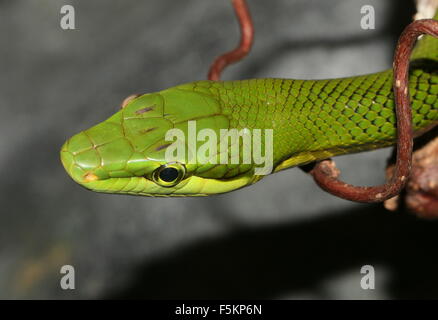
left=159, top=167, right=179, bottom=182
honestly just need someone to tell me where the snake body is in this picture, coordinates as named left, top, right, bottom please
left=60, top=14, right=438, bottom=197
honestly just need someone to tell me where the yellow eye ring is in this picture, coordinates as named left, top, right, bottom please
left=152, top=162, right=186, bottom=187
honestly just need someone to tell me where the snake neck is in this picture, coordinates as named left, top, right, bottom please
left=178, top=15, right=438, bottom=172
left=186, top=62, right=437, bottom=171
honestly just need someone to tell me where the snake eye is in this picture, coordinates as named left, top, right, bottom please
left=152, top=162, right=186, bottom=187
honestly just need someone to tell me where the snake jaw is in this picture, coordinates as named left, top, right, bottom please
left=78, top=173, right=256, bottom=196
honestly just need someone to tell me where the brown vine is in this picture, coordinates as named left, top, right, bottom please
left=208, top=0, right=438, bottom=204
left=208, top=0, right=254, bottom=81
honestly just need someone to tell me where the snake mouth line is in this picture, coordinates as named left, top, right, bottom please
left=78, top=170, right=257, bottom=196
left=80, top=176, right=211, bottom=197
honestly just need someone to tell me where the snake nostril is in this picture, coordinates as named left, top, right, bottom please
left=83, top=172, right=99, bottom=182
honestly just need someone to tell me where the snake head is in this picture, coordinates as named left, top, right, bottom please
left=60, top=82, right=262, bottom=196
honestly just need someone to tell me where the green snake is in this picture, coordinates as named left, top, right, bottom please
left=60, top=12, right=438, bottom=197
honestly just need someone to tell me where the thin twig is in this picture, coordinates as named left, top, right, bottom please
left=208, top=0, right=253, bottom=80
left=309, top=19, right=438, bottom=203
left=208, top=1, right=438, bottom=204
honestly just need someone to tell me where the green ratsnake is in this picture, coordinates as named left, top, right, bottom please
left=60, top=9, right=438, bottom=197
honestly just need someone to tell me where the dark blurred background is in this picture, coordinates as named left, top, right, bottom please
left=2, top=0, right=437, bottom=299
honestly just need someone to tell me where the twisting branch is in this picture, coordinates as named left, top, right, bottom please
left=208, top=0, right=254, bottom=80
left=208, top=1, right=438, bottom=205
left=309, top=19, right=438, bottom=203
left=385, top=129, right=438, bottom=216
